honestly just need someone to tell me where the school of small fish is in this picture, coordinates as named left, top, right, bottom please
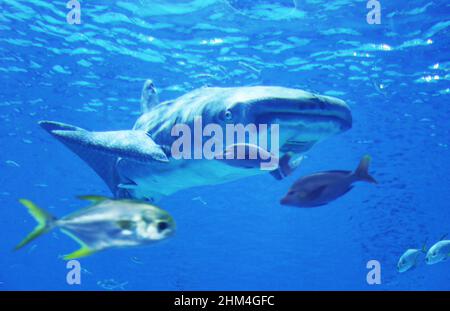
left=397, top=235, right=450, bottom=273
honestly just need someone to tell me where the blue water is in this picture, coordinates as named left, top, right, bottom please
left=0, top=0, right=449, bottom=290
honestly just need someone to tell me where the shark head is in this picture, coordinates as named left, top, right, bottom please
left=140, top=86, right=352, bottom=157
left=195, top=86, right=352, bottom=154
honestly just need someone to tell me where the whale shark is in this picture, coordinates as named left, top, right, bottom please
left=39, top=82, right=352, bottom=201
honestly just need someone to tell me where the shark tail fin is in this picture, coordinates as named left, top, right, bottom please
left=354, top=155, right=377, bottom=184
left=15, top=199, right=56, bottom=250
left=39, top=121, right=169, bottom=197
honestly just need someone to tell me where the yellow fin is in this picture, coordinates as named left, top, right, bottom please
left=63, top=245, right=95, bottom=260
left=60, top=229, right=96, bottom=260
left=77, top=195, right=109, bottom=204
left=15, top=199, right=55, bottom=250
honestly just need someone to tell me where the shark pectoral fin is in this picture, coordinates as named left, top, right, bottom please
left=269, top=169, right=284, bottom=180
left=77, top=195, right=110, bottom=203
left=270, top=154, right=304, bottom=180
left=40, top=119, right=169, bottom=194
left=51, top=129, right=168, bottom=164
left=269, top=153, right=291, bottom=180
left=39, top=121, right=85, bottom=132
left=60, top=229, right=96, bottom=260
left=40, top=121, right=121, bottom=194
left=279, top=153, right=293, bottom=176
left=289, top=155, right=304, bottom=171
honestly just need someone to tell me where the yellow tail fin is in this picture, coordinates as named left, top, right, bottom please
left=15, top=199, right=55, bottom=250
left=60, top=229, right=96, bottom=260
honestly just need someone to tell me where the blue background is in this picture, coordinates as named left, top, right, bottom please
left=0, top=0, right=449, bottom=290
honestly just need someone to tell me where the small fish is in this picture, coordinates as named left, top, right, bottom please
left=280, top=155, right=377, bottom=207
left=425, top=239, right=450, bottom=265
left=192, top=196, right=207, bottom=205
left=15, top=195, right=175, bottom=260
left=397, top=245, right=427, bottom=273
left=216, top=143, right=302, bottom=178
left=5, top=160, right=20, bottom=168
left=131, top=256, right=144, bottom=265
left=97, top=278, right=128, bottom=291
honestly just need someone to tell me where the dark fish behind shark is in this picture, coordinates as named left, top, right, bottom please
left=280, top=155, right=377, bottom=207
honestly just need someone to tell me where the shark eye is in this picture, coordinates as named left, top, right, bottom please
left=224, top=110, right=233, bottom=120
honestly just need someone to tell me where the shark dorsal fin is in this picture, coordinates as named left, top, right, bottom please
left=140, top=79, right=159, bottom=113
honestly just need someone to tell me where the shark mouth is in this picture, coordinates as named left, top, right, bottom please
left=253, top=96, right=352, bottom=131
left=256, top=111, right=352, bottom=132
left=247, top=94, right=352, bottom=149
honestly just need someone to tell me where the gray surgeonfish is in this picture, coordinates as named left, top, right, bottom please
left=280, top=155, right=377, bottom=207
left=425, top=238, right=450, bottom=265
left=397, top=245, right=427, bottom=273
